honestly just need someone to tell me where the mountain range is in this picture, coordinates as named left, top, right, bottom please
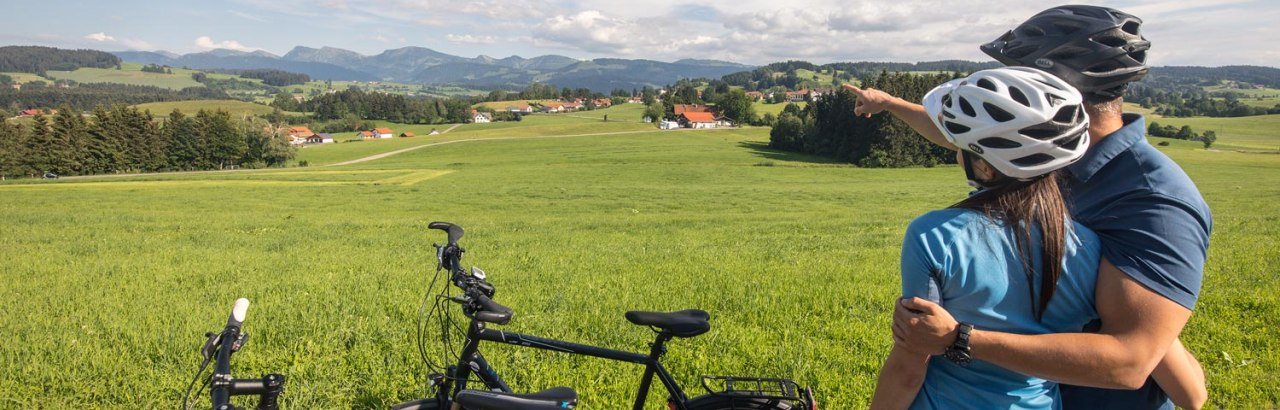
left=111, top=46, right=754, bottom=91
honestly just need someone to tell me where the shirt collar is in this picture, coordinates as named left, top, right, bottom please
left=1068, top=113, right=1146, bottom=183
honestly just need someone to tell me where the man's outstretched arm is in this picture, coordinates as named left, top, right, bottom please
left=894, top=258, right=1192, bottom=389
left=842, top=84, right=957, bottom=152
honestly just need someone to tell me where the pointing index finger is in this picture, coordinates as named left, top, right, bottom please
left=842, top=83, right=865, bottom=96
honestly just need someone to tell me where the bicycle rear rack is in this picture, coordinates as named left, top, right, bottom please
left=700, top=375, right=806, bottom=401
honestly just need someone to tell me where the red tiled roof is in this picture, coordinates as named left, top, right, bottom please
left=674, top=104, right=713, bottom=115
left=358, top=131, right=374, bottom=136
left=375, top=127, right=392, bottom=134
left=681, top=112, right=715, bottom=122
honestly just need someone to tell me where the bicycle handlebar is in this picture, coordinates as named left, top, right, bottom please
left=428, top=221, right=464, bottom=246
left=471, top=290, right=513, bottom=325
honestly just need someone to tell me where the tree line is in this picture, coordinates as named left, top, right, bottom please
left=292, top=89, right=473, bottom=124
left=1148, top=121, right=1217, bottom=149
left=0, top=83, right=231, bottom=112
left=0, top=105, right=295, bottom=179
left=1127, top=81, right=1280, bottom=117
left=769, top=71, right=959, bottom=167
left=0, top=46, right=120, bottom=74
left=220, top=69, right=311, bottom=86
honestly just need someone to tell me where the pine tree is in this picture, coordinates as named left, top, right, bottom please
left=52, top=107, right=91, bottom=175
left=165, top=110, right=203, bottom=170
left=0, top=120, right=29, bottom=179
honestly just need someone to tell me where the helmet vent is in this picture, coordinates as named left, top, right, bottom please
left=976, top=78, right=999, bottom=92
left=1005, top=46, right=1035, bottom=59
left=1130, top=50, right=1147, bottom=63
left=1053, top=22, right=1083, bottom=35
left=1047, top=46, right=1089, bottom=60
left=983, top=102, right=1016, bottom=122
left=979, top=137, right=1022, bottom=149
left=1020, top=122, right=1066, bottom=140
left=1018, top=26, right=1046, bottom=37
left=1093, top=35, right=1127, bottom=48
left=1121, top=21, right=1140, bottom=35
left=1009, top=87, right=1031, bottom=107
left=1086, top=60, right=1124, bottom=74
left=944, top=121, right=971, bottom=134
left=1012, top=153, right=1055, bottom=167
left=1056, top=134, right=1084, bottom=150
left=942, top=94, right=953, bottom=107
left=942, top=111, right=956, bottom=119
left=959, top=97, right=977, bottom=117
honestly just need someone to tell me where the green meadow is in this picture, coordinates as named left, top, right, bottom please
left=132, top=100, right=304, bottom=118
left=1, top=115, right=1278, bottom=409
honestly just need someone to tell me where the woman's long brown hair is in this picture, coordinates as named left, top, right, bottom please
left=951, top=168, right=1069, bottom=321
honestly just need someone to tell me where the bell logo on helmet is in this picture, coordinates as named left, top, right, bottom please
left=968, top=143, right=985, bottom=154
left=1035, top=58, right=1055, bottom=69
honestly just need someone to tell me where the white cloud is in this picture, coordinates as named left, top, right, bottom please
left=84, top=32, right=114, bottom=42
left=194, top=36, right=260, bottom=52
left=447, top=34, right=499, bottom=45
left=82, top=32, right=154, bottom=50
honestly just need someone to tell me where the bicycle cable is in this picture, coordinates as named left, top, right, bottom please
left=180, top=331, right=220, bottom=410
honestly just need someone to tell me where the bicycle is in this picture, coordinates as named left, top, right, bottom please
left=392, top=222, right=817, bottom=410
left=182, top=298, right=286, bottom=410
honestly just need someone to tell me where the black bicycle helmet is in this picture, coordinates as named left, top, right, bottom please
left=980, top=5, right=1150, bottom=100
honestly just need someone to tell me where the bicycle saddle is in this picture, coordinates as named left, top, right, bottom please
left=454, top=387, right=577, bottom=410
left=624, top=309, right=711, bottom=338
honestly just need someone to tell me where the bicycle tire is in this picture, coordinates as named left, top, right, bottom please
left=682, top=394, right=798, bottom=410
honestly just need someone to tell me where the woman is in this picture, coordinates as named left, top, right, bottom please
left=870, top=67, right=1205, bottom=409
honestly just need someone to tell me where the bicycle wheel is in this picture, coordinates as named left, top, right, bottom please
left=682, top=394, right=799, bottom=410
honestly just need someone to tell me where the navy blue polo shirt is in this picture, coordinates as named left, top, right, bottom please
left=1058, top=114, right=1213, bottom=410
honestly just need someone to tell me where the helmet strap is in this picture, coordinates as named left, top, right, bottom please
left=961, top=150, right=985, bottom=188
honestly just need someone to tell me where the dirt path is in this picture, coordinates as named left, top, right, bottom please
left=326, top=128, right=716, bottom=166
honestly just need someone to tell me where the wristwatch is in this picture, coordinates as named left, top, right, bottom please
left=944, top=323, right=974, bottom=366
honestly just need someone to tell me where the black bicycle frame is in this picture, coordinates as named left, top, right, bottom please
left=447, top=318, right=692, bottom=410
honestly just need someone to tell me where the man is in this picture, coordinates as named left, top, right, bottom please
left=847, top=6, right=1211, bottom=409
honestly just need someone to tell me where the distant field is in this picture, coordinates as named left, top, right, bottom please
left=473, top=99, right=559, bottom=110
left=131, top=100, right=305, bottom=118
left=754, top=101, right=806, bottom=117
left=46, top=65, right=204, bottom=90
left=296, top=105, right=660, bottom=166
left=2, top=72, right=49, bottom=84
left=1144, top=114, right=1280, bottom=152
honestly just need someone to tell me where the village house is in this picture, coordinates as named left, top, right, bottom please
left=673, top=104, right=714, bottom=116
left=627, top=97, right=643, bottom=104
left=286, top=126, right=316, bottom=146
left=562, top=102, right=583, bottom=111
left=306, top=133, right=335, bottom=144
left=400, top=132, right=416, bottom=138
left=659, top=119, right=680, bottom=130
left=472, top=111, right=492, bottom=123
left=427, top=128, right=441, bottom=136
left=679, top=112, right=717, bottom=129
left=745, top=91, right=765, bottom=101
left=20, top=109, right=42, bottom=116
left=542, top=103, right=564, bottom=113
left=373, top=127, right=394, bottom=138
left=506, top=104, right=534, bottom=114
left=357, top=130, right=374, bottom=139
left=593, top=98, right=612, bottom=108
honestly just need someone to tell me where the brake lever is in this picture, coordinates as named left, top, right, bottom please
left=200, top=331, right=219, bottom=361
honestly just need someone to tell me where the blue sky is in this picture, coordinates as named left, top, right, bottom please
left=2, top=0, right=1274, bottom=66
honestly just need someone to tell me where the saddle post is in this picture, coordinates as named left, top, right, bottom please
left=631, top=331, right=674, bottom=410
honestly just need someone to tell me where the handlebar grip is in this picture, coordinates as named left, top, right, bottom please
left=428, top=221, right=464, bottom=245
left=472, top=292, right=513, bottom=325
left=226, top=298, right=250, bottom=328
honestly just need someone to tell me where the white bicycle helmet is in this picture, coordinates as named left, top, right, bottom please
left=923, top=67, right=1090, bottom=180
